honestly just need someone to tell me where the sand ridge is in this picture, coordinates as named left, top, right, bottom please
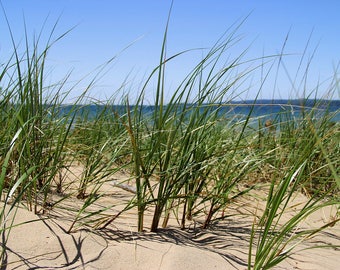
left=1, top=171, right=339, bottom=269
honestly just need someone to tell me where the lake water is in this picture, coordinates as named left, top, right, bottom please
left=57, top=99, right=340, bottom=123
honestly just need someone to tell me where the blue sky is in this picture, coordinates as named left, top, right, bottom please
left=1, top=0, right=340, bottom=102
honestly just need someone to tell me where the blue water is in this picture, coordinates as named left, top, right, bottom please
left=224, top=99, right=340, bottom=122
left=56, top=99, right=340, bottom=123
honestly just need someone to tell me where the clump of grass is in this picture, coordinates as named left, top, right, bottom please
left=248, top=91, right=339, bottom=268
left=248, top=121, right=339, bottom=269
left=0, top=12, right=86, bottom=262
left=122, top=13, right=265, bottom=232
left=0, top=14, right=79, bottom=214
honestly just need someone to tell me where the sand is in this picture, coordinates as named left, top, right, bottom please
left=1, top=169, right=339, bottom=270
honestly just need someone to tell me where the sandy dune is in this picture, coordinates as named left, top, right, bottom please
left=1, top=173, right=339, bottom=270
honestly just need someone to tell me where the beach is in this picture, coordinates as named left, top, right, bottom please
left=2, top=166, right=339, bottom=270
left=1, top=9, right=339, bottom=268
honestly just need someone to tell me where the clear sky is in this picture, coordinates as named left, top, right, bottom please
left=1, top=0, right=340, bottom=102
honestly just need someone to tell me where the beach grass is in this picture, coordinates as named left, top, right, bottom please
left=0, top=13, right=339, bottom=269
